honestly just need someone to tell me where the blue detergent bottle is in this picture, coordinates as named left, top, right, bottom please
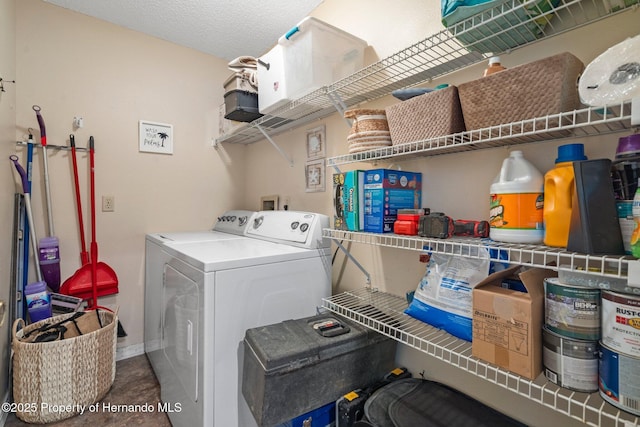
left=25, top=281, right=52, bottom=323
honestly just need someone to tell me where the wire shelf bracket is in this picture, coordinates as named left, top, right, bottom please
left=256, top=124, right=294, bottom=167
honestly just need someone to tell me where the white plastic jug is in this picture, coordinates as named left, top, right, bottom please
left=489, top=151, right=544, bottom=243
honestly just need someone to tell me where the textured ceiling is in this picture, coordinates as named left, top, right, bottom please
left=43, top=0, right=324, bottom=61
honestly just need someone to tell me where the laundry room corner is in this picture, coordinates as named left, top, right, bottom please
left=4, top=0, right=640, bottom=426
left=14, top=0, right=247, bottom=355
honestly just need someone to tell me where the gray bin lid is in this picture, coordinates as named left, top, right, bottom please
left=244, top=313, right=388, bottom=374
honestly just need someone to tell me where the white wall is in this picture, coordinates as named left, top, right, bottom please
left=0, top=0, right=16, bottom=410
left=241, top=1, right=640, bottom=426
left=14, top=0, right=248, bottom=351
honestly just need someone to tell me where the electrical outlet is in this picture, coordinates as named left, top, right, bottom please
left=102, top=195, right=115, bottom=212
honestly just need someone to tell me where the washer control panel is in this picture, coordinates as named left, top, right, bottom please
left=212, top=210, right=257, bottom=235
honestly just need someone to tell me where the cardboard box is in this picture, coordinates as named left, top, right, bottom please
left=344, top=170, right=364, bottom=231
left=332, top=173, right=347, bottom=230
left=472, top=266, right=556, bottom=380
left=363, top=169, right=422, bottom=233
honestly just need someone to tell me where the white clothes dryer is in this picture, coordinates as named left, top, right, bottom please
left=144, top=210, right=331, bottom=427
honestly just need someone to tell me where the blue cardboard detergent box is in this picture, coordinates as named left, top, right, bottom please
left=363, top=169, right=422, bottom=233
left=344, top=170, right=364, bottom=231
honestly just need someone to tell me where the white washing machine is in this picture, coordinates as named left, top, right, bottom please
left=144, top=210, right=331, bottom=427
left=145, top=209, right=257, bottom=246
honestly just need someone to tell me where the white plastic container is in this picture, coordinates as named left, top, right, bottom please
left=258, top=17, right=367, bottom=114
left=257, top=44, right=287, bottom=114
left=489, top=151, right=544, bottom=243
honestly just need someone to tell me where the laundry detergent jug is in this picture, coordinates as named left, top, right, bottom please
left=490, top=151, right=544, bottom=243
left=543, top=143, right=587, bottom=247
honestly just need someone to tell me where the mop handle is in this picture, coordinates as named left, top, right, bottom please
left=89, top=136, right=98, bottom=308
left=33, top=105, right=54, bottom=236
left=70, top=135, right=88, bottom=264
left=26, top=131, right=34, bottom=188
left=33, top=105, right=46, bottom=146
left=10, top=155, right=29, bottom=193
left=89, top=136, right=96, bottom=246
left=21, top=133, right=35, bottom=319
left=10, top=155, right=43, bottom=282
left=42, top=149, right=54, bottom=236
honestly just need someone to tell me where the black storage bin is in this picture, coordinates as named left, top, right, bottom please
left=224, top=89, right=263, bottom=122
left=242, top=313, right=397, bottom=427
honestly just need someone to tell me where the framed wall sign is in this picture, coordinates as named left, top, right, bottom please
left=139, top=120, right=173, bottom=154
left=306, top=125, right=326, bottom=160
left=305, top=158, right=326, bottom=192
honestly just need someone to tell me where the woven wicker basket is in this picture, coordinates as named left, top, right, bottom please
left=457, top=52, right=584, bottom=131
left=344, top=109, right=392, bottom=153
left=385, top=86, right=466, bottom=146
left=12, top=310, right=117, bottom=424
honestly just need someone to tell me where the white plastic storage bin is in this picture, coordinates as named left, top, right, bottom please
left=258, top=44, right=288, bottom=114
left=258, top=17, right=367, bottom=114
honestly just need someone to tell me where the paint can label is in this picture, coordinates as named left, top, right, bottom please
left=545, top=278, right=600, bottom=340
left=599, top=343, right=640, bottom=416
left=602, top=291, right=640, bottom=357
left=542, top=327, right=598, bottom=392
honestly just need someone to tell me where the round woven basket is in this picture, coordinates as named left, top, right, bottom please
left=345, top=109, right=390, bottom=134
left=12, top=310, right=117, bottom=424
left=344, top=109, right=392, bottom=153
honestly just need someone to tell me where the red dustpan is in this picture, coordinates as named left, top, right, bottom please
left=60, top=136, right=118, bottom=306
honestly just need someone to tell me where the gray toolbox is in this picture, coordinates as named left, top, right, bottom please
left=242, top=313, right=397, bottom=427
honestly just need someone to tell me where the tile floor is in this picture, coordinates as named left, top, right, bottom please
left=5, top=354, right=171, bottom=427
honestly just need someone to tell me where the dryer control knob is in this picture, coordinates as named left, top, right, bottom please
left=300, top=223, right=309, bottom=232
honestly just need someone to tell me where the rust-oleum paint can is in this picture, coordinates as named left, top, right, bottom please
left=599, top=343, right=640, bottom=416
left=601, top=290, right=640, bottom=357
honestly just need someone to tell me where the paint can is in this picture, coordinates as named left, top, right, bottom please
left=601, top=290, right=640, bottom=357
left=544, top=277, right=601, bottom=340
left=599, top=342, right=640, bottom=416
left=542, top=327, right=599, bottom=392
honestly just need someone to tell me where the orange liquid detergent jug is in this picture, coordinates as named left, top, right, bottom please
left=543, top=144, right=587, bottom=247
left=490, top=151, right=544, bottom=244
